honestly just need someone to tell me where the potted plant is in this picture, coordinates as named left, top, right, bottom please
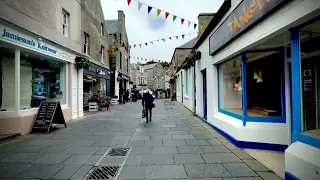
left=88, top=95, right=100, bottom=112
left=111, top=95, right=119, bottom=105
left=75, top=56, right=90, bottom=70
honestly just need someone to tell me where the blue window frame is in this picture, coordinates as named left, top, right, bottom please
left=185, top=69, right=189, bottom=96
left=217, top=48, right=286, bottom=125
left=290, top=17, right=320, bottom=149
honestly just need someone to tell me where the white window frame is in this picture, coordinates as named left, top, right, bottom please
left=84, top=33, right=89, bottom=55
left=62, top=10, right=69, bottom=37
left=101, top=23, right=104, bottom=37
left=101, top=45, right=105, bottom=62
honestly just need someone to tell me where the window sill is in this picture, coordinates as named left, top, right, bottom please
left=0, top=104, right=69, bottom=118
left=294, top=131, right=320, bottom=149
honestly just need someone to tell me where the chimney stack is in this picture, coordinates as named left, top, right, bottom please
left=197, top=13, right=215, bottom=38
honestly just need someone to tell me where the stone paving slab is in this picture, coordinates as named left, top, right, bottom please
left=0, top=100, right=282, bottom=180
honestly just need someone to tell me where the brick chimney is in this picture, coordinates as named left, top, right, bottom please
left=197, top=13, right=215, bottom=38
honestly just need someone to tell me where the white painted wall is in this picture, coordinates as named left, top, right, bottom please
left=193, top=0, right=320, bottom=178
left=78, top=68, right=84, bottom=118
left=180, top=67, right=194, bottom=112
left=285, top=142, right=320, bottom=179
left=114, top=71, right=119, bottom=98
left=72, top=64, right=78, bottom=119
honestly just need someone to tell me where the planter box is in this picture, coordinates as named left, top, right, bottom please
left=111, top=98, right=118, bottom=105
left=89, top=102, right=98, bottom=112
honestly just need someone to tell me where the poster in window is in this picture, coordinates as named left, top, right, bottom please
left=303, top=69, right=312, bottom=92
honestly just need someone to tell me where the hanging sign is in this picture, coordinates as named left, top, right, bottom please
left=209, top=0, right=286, bottom=55
left=31, top=101, right=66, bottom=133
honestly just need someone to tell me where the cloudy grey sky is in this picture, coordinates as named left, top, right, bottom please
left=101, top=0, right=224, bottom=63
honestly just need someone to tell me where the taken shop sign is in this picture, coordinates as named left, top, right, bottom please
left=209, top=0, right=285, bottom=55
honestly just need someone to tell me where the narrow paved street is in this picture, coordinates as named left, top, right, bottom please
left=0, top=99, right=281, bottom=180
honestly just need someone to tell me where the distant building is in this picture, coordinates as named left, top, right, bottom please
left=106, top=11, right=130, bottom=98
left=130, top=63, right=148, bottom=90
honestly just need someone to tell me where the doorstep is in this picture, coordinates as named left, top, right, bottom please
left=244, top=148, right=285, bottom=179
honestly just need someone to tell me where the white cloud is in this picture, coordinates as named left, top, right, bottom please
left=101, top=0, right=223, bottom=63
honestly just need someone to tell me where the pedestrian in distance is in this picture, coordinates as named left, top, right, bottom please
left=106, top=96, right=111, bottom=111
left=142, top=89, right=155, bottom=123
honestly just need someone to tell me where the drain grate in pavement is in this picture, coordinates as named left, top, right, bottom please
left=166, top=108, right=173, bottom=110
left=86, top=165, right=120, bottom=180
left=107, top=147, right=130, bottom=156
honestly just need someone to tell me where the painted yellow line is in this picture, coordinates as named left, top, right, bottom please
left=0, top=134, right=34, bottom=146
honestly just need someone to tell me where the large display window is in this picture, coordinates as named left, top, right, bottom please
left=218, top=56, right=243, bottom=115
left=20, top=50, right=66, bottom=110
left=218, top=50, right=285, bottom=123
left=0, top=46, right=15, bottom=112
left=245, top=51, right=283, bottom=117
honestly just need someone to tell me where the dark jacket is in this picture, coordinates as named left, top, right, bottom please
left=142, top=93, right=154, bottom=108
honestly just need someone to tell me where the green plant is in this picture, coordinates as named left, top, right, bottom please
left=75, top=56, right=90, bottom=70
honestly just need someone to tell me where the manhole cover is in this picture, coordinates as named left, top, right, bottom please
left=107, top=147, right=130, bottom=156
left=86, top=165, right=120, bottom=180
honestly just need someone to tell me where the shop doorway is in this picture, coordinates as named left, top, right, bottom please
left=181, top=72, right=184, bottom=103
left=202, top=69, right=207, bottom=118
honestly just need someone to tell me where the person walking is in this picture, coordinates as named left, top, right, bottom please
left=142, top=89, right=154, bottom=123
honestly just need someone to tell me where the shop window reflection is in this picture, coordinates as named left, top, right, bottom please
left=245, top=52, right=283, bottom=117
left=299, top=20, right=320, bottom=138
left=20, top=52, right=66, bottom=110
left=218, top=56, right=242, bottom=114
left=0, top=47, right=15, bottom=112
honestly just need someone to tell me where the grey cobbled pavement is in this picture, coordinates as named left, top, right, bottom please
left=0, top=99, right=283, bottom=180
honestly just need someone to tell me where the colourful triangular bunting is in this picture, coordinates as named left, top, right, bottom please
left=134, top=44, right=136, bottom=48
left=148, top=6, right=152, bottom=14
left=182, top=34, right=185, bottom=39
left=165, top=12, right=169, bottom=19
left=138, top=2, right=142, bottom=11
left=173, top=15, right=177, bottom=22
left=200, top=25, right=204, bottom=31
left=129, top=45, right=132, bottom=49
left=157, top=9, right=161, bottom=16
left=139, top=44, right=142, bottom=48
left=145, top=43, right=148, bottom=46
left=188, top=21, right=191, bottom=27
left=162, top=39, right=165, bottom=42
left=127, top=0, right=131, bottom=6
left=194, top=24, right=197, bottom=29
left=175, top=36, right=178, bottom=40
left=181, top=18, right=185, bottom=25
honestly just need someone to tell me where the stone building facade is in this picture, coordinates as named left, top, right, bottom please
left=0, top=0, right=82, bottom=134
left=130, top=63, right=148, bottom=90
left=169, top=13, right=214, bottom=98
left=106, top=11, right=130, bottom=98
left=81, top=0, right=110, bottom=111
left=145, top=63, right=165, bottom=91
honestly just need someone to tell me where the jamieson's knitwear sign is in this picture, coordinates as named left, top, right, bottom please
left=0, top=24, right=73, bottom=62
left=209, top=0, right=285, bottom=55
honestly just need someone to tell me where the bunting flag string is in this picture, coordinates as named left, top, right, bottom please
left=126, top=0, right=198, bottom=29
left=126, top=55, right=169, bottom=63
left=129, top=31, right=198, bottom=49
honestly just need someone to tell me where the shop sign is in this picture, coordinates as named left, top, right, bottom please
left=303, top=70, right=312, bottom=92
left=209, top=0, right=285, bottom=55
left=0, top=24, right=74, bottom=63
left=96, top=69, right=106, bottom=76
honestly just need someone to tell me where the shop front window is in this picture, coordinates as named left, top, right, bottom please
left=0, top=47, right=15, bottom=112
left=218, top=56, right=242, bottom=115
left=299, top=20, right=320, bottom=138
left=20, top=51, right=66, bottom=110
left=245, top=51, right=283, bottom=117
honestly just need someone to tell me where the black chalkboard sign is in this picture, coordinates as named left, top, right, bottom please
left=31, top=101, right=66, bottom=133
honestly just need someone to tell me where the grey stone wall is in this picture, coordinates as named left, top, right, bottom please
left=81, top=0, right=109, bottom=68
left=0, top=0, right=82, bottom=53
left=147, top=63, right=165, bottom=91
left=198, top=13, right=214, bottom=38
